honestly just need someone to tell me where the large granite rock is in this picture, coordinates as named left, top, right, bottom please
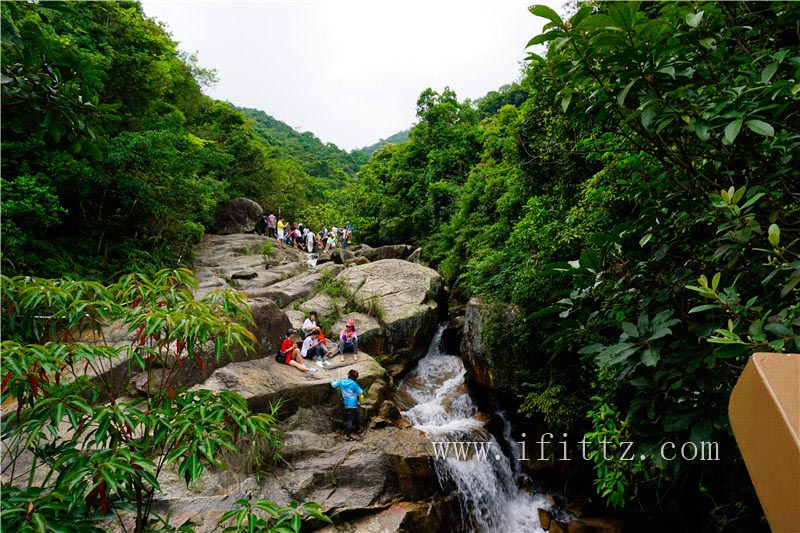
left=334, top=259, right=445, bottom=368
left=193, top=234, right=310, bottom=299
left=195, top=352, right=387, bottom=416
left=356, top=244, right=418, bottom=262
left=214, top=197, right=263, bottom=234
left=461, top=296, right=520, bottom=395
left=250, top=263, right=343, bottom=308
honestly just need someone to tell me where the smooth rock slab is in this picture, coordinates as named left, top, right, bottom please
left=195, top=352, right=386, bottom=417
left=335, top=259, right=444, bottom=363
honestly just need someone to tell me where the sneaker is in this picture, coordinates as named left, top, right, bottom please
left=325, top=360, right=332, bottom=367
left=317, top=360, right=325, bottom=368
left=308, top=367, right=318, bottom=374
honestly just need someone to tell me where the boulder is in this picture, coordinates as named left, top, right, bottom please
left=193, top=234, right=311, bottom=299
left=214, top=197, right=263, bottom=234
left=344, top=256, right=370, bottom=267
left=461, top=297, right=521, bottom=395
left=251, top=264, right=343, bottom=308
left=334, top=259, right=445, bottom=366
left=332, top=249, right=355, bottom=264
left=357, top=244, right=417, bottom=262
left=194, top=352, right=387, bottom=416
left=295, top=293, right=345, bottom=319
left=316, top=500, right=456, bottom=533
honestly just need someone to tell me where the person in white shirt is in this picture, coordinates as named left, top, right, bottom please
left=301, top=328, right=330, bottom=366
left=301, top=311, right=319, bottom=337
left=305, top=230, right=315, bottom=253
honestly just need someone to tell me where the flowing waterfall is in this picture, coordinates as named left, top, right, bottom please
left=395, top=325, right=549, bottom=532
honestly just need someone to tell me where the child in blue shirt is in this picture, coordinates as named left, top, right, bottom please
left=330, top=369, right=363, bottom=441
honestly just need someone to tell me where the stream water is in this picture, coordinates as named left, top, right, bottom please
left=395, top=325, right=550, bottom=532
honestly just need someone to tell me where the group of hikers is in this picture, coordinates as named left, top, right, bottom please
left=276, top=311, right=363, bottom=439
left=255, top=212, right=353, bottom=253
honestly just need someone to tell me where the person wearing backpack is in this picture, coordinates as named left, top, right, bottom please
left=330, top=369, right=363, bottom=441
left=277, top=329, right=317, bottom=374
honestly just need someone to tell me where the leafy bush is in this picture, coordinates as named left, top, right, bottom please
left=0, top=270, right=327, bottom=532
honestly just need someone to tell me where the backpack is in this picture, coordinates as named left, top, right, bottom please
left=276, top=349, right=285, bottom=364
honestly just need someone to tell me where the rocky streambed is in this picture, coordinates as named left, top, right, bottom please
left=147, top=234, right=457, bottom=531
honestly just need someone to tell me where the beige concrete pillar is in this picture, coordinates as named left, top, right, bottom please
left=729, top=352, right=800, bottom=531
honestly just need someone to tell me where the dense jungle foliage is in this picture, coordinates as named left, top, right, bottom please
left=348, top=1, right=799, bottom=528
left=0, top=1, right=361, bottom=282
left=3, top=0, right=799, bottom=530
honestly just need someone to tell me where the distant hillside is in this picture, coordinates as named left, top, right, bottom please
left=358, top=130, right=410, bottom=157
left=236, top=106, right=369, bottom=184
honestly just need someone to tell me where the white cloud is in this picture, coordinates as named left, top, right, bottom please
left=140, top=0, right=563, bottom=150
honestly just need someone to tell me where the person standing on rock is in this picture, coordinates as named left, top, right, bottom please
left=305, top=229, right=315, bottom=253
left=277, top=218, right=286, bottom=241
left=267, top=212, right=277, bottom=239
left=330, top=369, right=363, bottom=441
left=280, top=329, right=317, bottom=374
left=339, top=320, right=358, bottom=362
left=255, top=214, right=268, bottom=236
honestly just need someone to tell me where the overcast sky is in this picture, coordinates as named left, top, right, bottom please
left=139, top=0, right=564, bottom=151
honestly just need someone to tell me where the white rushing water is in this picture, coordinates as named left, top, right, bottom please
left=396, top=325, right=550, bottom=532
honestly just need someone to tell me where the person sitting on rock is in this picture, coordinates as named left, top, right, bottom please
left=302, top=311, right=320, bottom=337
left=280, top=329, right=317, bottom=374
left=301, top=328, right=330, bottom=367
left=330, top=369, right=363, bottom=441
left=339, top=320, right=358, bottom=362
left=324, top=231, right=337, bottom=252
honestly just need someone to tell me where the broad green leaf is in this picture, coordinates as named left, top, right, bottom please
left=597, top=343, right=638, bottom=366
left=641, top=346, right=659, bottom=366
left=663, top=410, right=701, bottom=432
left=578, top=343, right=606, bottom=355
left=732, top=186, right=746, bottom=204
left=579, top=249, right=603, bottom=271
left=761, top=61, right=779, bottom=84
left=657, top=66, right=675, bottom=78
left=561, top=93, right=572, bottom=113
left=699, top=37, right=715, bottom=49
left=768, top=339, right=785, bottom=351
left=639, top=233, right=652, bottom=246
left=723, top=119, right=742, bottom=145
left=690, top=418, right=713, bottom=445
left=688, top=304, right=718, bottom=314
left=746, top=119, right=774, bottom=137
left=526, top=29, right=565, bottom=48
left=529, top=5, right=563, bottom=26
left=713, top=344, right=751, bottom=358
left=621, top=322, right=639, bottom=338
left=764, top=323, right=790, bottom=336
left=575, top=14, right=619, bottom=31
left=767, top=223, right=780, bottom=246
left=640, top=105, right=656, bottom=129
left=685, top=11, right=704, bottom=28
left=617, top=80, right=636, bottom=106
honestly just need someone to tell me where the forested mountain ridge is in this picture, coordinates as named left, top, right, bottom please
left=0, top=1, right=360, bottom=281
left=357, top=130, right=410, bottom=157
left=235, top=106, right=368, bottom=184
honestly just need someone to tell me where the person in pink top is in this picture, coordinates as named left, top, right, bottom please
left=339, top=319, right=358, bottom=362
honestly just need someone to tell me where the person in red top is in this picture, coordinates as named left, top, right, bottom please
left=280, top=329, right=317, bottom=374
